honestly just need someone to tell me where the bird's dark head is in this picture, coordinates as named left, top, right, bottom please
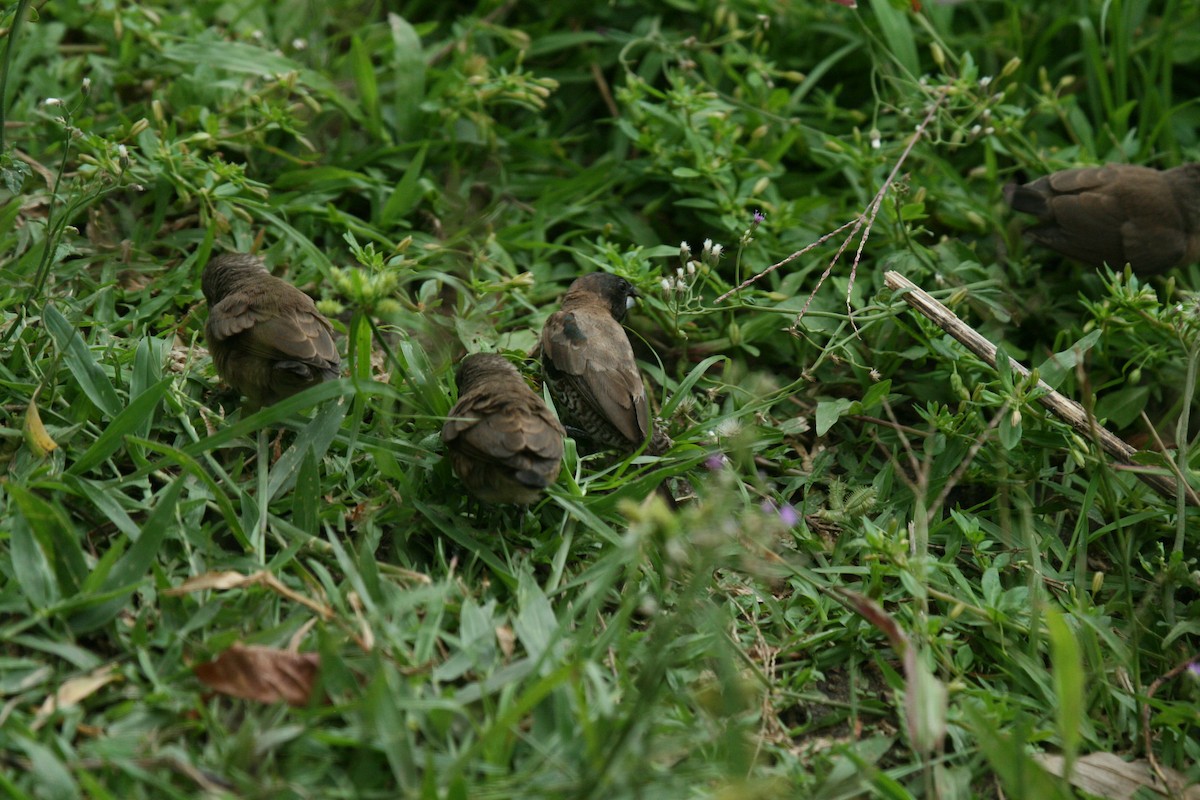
left=562, top=273, right=639, bottom=321
left=201, top=253, right=269, bottom=304
left=455, top=352, right=520, bottom=394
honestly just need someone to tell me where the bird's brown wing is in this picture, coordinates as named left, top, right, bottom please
left=209, top=294, right=339, bottom=374
left=1120, top=218, right=1187, bottom=273
left=1018, top=168, right=1130, bottom=267
left=541, top=307, right=649, bottom=445
left=442, top=392, right=564, bottom=469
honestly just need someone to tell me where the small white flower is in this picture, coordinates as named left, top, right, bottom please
left=661, top=278, right=672, bottom=293
left=702, top=238, right=713, bottom=255
left=979, top=75, right=993, bottom=89
left=710, top=244, right=723, bottom=260
left=714, top=418, right=742, bottom=438
left=81, top=78, right=92, bottom=95
left=292, top=37, right=307, bottom=51
left=686, top=261, right=695, bottom=276
left=44, top=97, right=63, bottom=107
left=680, top=241, right=690, bottom=255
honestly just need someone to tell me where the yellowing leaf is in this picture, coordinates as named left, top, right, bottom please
left=31, top=664, right=120, bottom=730
left=23, top=398, right=59, bottom=457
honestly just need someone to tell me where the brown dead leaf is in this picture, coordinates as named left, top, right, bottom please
left=193, top=644, right=320, bottom=707
left=118, top=269, right=151, bottom=292
left=32, top=664, right=120, bottom=730
left=1036, top=751, right=1200, bottom=799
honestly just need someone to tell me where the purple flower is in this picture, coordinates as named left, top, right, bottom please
left=705, top=453, right=728, bottom=471
left=1189, top=661, right=1200, bottom=679
left=752, top=210, right=766, bottom=225
left=760, top=499, right=799, bottom=527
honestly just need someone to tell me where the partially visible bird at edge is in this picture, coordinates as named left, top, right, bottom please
left=1005, top=162, right=1200, bottom=274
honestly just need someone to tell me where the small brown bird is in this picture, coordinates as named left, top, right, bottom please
left=441, top=353, right=566, bottom=505
left=1005, top=163, right=1200, bottom=273
left=540, top=273, right=671, bottom=455
left=202, top=253, right=341, bottom=411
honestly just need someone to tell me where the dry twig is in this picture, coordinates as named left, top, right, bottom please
left=884, top=270, right=1199, bottom=507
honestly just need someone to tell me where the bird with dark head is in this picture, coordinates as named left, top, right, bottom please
left=441, top=353, right=566, bottom=505
left=540, top=273, right=672, bottom=456
left=202, top=253, right=341, bottom=411
left=1005, top=163, right=1200, bottom=273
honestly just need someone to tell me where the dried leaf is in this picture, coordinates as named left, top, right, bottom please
left=23, top=398, right=59, bottom=457
left=496, top=625, right=516, bottom=659
left=834, top=588, right=909, bottom=653
left=1035, top=752, right=1200, bottom=799
left=193, top=644, right=320, bottom=707
left=32, top=664, right=119, bottom=730
left=164, top=570, right=332, bottom=620
left=164, top=571, right=254, bottom=594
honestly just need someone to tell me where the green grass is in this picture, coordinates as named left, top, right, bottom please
left=2, top=0, right=1200, bottom=797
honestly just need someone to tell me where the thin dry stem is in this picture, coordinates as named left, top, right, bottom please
left=1141, top=652, right=1200, bottom=794
left=715, top=88, right=946, bottom=337
left=885, top=270, right=1199, bottom=507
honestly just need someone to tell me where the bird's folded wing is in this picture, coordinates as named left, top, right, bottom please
left=210, top=297, right=338, bottom=369
left=543, top=309, right=649, bottom=444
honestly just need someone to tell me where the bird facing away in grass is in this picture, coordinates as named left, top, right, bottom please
left=1005, top=163, right=1200, bottom=274
left=441, top=353, right=566, bottom=505
left=202, top=252, right=341, bottom=412
left=540, top=272, right=671, bottom=456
